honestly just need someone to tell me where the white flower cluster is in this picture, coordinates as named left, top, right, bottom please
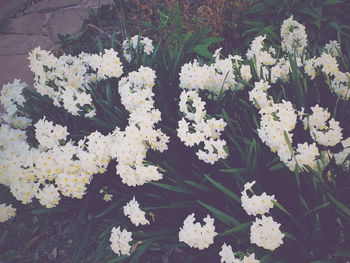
left=118, top=66, right=156, bottom=112
left=239, top=181, right=284, bottom=251
left=110, top=66, right=169, bottom=186
left=179, top=54, right=240, bottom=97
left=246, top=35, right=277, bottom=77
left=177, top=91, right=228, bottom=164
left=248, top=79, right=327, bottom=172
left=304, top=105, right=343, bottom=147
left=250, top=215, right=285, bottom=251
left=0, top=119, right=113, bottom=207
left=247, top=35, right=293, bottom=84
left=34, top=118, right=69, bottom=149
left=178, top=213, right=217, bottom=250
left=324, top=40, right=341, bottom=57
left=256, top=98, right=322, bottom=171
left=123, top=197, right=150, bottom=226
left=315, top=53, right=339, bottom=76
left=248, top=80, right=273, bottom=109
left=281, top=16, right=307, bottom=55
left=0, top=203, right=16, bottom=223
left=257, top=100, right=294, bottom=149
left=316, top=52, right=350, bottom=99
left=334, top=137, right=350, bottom=171
left=122, top=35, right=154, bottom=62
left=110, top=226, right=132, bottom=256
left=28, top=47, right=123, bottom=117
left=241, top=181, right=276, bottom=216
left=0, top=79, right=31, bottom=128
left=219, top=243, right=260, bottom=263
left=330, top=71, right=350, bottom=100
left=303, top=43, right=349, bottom=100
left=85, top=48, right=124, bottom=80
left=240, top=64, right=253, bottom=82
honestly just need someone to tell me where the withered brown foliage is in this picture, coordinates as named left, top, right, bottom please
left=117, top=0, right=249, bottom=50
left=58, top=0, right=249, bottom=54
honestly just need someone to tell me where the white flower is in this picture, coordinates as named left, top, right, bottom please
left=219, top=243, right=240, bottom=263
left=177, top=90, right=228, bottom=164
left=281, top=16, right=308, bottom=55
left=179, top=57, right=237, bottom=97
left=35, top=184, right=61, bottom=208
left=219, top=243, right=260, bottom=263
left=34, top=118, right=69, bottom=149
left=334, top=137, right=350, bottom=171
left=110, top=226, right=132, bottom=256
left=257, top=101, right=297, bottom=154
left=179, top=91, right=206, bottom=122
left=315, top=53, right=339, bottom=76
left=123, top=197, right=150, bottom=226
left=330, top=71, right=350, bottom=100
left=324, top=40, right=341, bottom=57
left=103, top=193, right=113, bottom=202
left=304, top=58, right=317, bottom=79
left=242, top=253, right=260, bottom=263
left=0, top=203, right=16, bottom=222
left=97, top=48, right=123, bottom=79
left=246, top=35, right=276, bottom=78
left=0, top=79, right=27, bottom=116
left=249, top=80, right=272, bottom=109
left=240, top=65, right=252, bottom=82
left=305, top=105, right=343, bottom=147
left=122, top=35, right=154, bottom=62
left=179, top=213, right=217, bottom=250
left=250, top=215, right=284, bottom=250
left=241, top=181, right=276, bottom=216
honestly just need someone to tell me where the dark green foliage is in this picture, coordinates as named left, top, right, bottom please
left=241, top=0, right=350, bottom=57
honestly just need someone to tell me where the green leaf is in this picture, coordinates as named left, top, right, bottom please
left=96, top=36, right=104, bottom=54
left=184, top=180, right=211, bottom=193
left=219, top=168, right=246, bottom=184
left=327, top=193, right=350, bottom=217
left=283, top=232, right=297, bottom=241
left=31, top=206, right=68, bottom=214
left=198, top=37, right=224, bottom=46
left=105, top=82, right=113, bottom=107
left=218, top=222, right=251, bottom=236
left=193, top=44, right=214, bottom=60
left=197, top=200, right=240, bottom=226
left=111, top=29, right=117, bottom=49
left=133, top=228, right=173, bottom=238
left=150, top=182, right=195, bottom=195
left=143, top=201, right=194, bottom=210
left=298, top=202, right=330, bottom=219
left=269, top=162, right=286, bottom=171
left=92, top=236, right=109, bottom=263
left=94, top=197, right=128, bottom=219
left=273, top=200, right=292, bottom=217
left=204, top=174, right=240, bottom=203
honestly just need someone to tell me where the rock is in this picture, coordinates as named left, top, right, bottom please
left=0, top=54, right=34, bottom=88
left=47, top=8, right=89, bottom=40
left=0, top=0, right=31, bottom=23
left=0, top=13, right=46, bottom=35
left=0, top=34, right=52, bottom=56
left=25, top=0, right=83, bottom=13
